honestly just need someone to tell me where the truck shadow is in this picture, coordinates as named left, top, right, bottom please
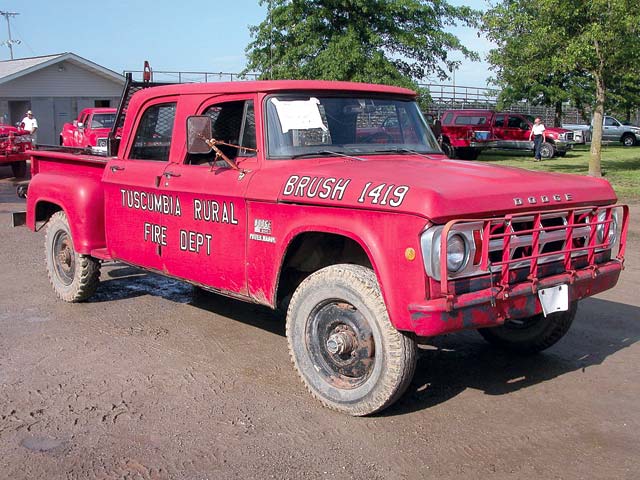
left=384, top=297, right=639, bottom=416
left=94, top=266, right=638, bottom=416
left=94, top=264, right=285, bottom=336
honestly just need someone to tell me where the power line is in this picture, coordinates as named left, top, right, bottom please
left=0, top=10, right=20, bottom=60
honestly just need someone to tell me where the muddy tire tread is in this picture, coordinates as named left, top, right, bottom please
left=286, top=264, right=416, bottom=416
left=45, top=211, right=101, bottom=303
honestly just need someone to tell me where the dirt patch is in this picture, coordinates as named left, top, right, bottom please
left=1, top=168, right=639, bottom=479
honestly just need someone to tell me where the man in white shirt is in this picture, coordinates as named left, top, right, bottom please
left=20, top=110, right=38, bottom=143
left=528, top=117, right=546, bottom=161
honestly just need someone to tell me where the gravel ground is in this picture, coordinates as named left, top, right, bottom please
left=1, top=166, right=639, bottom=479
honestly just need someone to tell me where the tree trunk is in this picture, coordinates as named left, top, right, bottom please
left=554, top=101, right=563, bottom=127
left=589, top=74, right=606, bottom=177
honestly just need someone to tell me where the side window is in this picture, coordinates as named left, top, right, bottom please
left=129, top=102, right=176, bottom=162
left=507, top=115, right=526, bottom=129
left=604, top=117, right=618, bottom=127
left=188, top=100, right=256, bottom=165
left=494, top=115, right=505, bottom=127
left=442, top=112, right=453, bottom=125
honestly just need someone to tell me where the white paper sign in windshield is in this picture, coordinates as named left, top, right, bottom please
left=272, top=98, right=328, bottom=133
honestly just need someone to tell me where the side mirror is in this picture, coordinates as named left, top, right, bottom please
left=186, top=115, right=213, bottom=154
left=77, top=122, right=84, bottom=129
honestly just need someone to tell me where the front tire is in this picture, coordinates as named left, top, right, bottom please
left=286, top=264, right=417, bottom=416
left=621, top=134, right=636, bottom=147
left=539, top=142, right=556, bottom=158
left=478, top=302, right=577, bottom=354
left=45, top=211, right=101, bottom=302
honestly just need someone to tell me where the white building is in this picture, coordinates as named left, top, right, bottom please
left=0, top=53, right=125, bottom=145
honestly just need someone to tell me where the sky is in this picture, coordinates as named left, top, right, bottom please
left=0, top=0, right=494, bottom=88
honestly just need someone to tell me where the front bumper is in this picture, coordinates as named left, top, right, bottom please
left=553, top=140, right=573, bottom=152
left=408, top=259, right=622, bottom=337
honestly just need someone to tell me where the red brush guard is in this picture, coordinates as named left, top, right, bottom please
left=409, top=204, right=629, bottom=337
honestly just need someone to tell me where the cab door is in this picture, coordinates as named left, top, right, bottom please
left=102, top=99, right=178, bottom=271
left=504, top=114, right=531, bottom=149
left=158, top=96, right=259, bottom=296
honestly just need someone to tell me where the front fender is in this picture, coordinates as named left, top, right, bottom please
left=27, top=172, right=106, bottom=254
left=246, top=201, right=428, bottom=331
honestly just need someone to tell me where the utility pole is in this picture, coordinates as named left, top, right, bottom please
left=0, top=11, right=21, bottom=60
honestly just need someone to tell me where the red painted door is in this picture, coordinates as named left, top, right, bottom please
left=103, top=99, right=178, bottom=271
left=158, top=96, right=259, bottom=295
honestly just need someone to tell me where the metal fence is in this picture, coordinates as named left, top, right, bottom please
left=120, top=70, right=639, bottom=125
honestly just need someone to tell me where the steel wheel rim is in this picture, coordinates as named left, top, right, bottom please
left=52, top=230, right=75, bottom=286
left=306, top=300, right=375, bottom=390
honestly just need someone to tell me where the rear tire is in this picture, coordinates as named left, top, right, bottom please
left=539, top=142, right=555, bottom=159
left=286, top=264, right=417, bottom=416
left=11, top=161, right=27, bottom=178
left=478, top=302, right=577, bottom=354
left=45, top=211, right=101, bottom=302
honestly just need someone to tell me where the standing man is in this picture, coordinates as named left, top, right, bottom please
left=20, top=110, right=38, bottom=143
left=529, top=117, right=545, bottom=161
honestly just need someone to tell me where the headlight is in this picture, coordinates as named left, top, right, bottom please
left=446, top=234, right=467, bottom=272
left=594, top=209, right=619, bottom=247
left=421, top=227, right=474, bottom=279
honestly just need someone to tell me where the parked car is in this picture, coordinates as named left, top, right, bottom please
left=16, top=80, right=629, bottom=416
left=440, top=109, right=575, bottom=159
left=561, top=124, right=591, bottom=144
left=597, top=116, right=640, bottom=146
left=60, top=108, right=117, bottom=153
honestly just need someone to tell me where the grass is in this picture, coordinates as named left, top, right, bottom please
left=479, top=144, right=640, bottom=202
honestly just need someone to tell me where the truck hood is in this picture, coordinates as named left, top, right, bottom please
left=273, top=155, right=617, bottom=222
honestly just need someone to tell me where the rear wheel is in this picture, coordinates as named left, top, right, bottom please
left=539, top=142, right=555, bottom=158
left=45, top=211, right=101, bottom=302
left=11, top=161, right=27, bottom=178
left=622, top=134, right=636, bottom=147
left=478, top=302, right=577, bottom=354
left=286, top=264, right=417, bottom=416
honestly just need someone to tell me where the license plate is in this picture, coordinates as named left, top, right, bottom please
left=538, top=284, right=569, bottom=317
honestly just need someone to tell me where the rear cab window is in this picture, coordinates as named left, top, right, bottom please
left=129, top=102, right=177, bottom=162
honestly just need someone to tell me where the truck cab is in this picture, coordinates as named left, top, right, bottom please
left=60, top=108, right=117, bottom=152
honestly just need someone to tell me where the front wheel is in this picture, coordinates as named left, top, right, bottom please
left=539, top=142, right=556, bottom=158
left=286, top=264, right=417, bottom=416
left=621, top=134, right=636, bottom=147
left=45, top=211, right=101, bottom=302
left=477, top=302, right=577, bottom=354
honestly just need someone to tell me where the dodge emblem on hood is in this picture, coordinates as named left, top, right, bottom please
left=514, top=193, right=573, bottom=206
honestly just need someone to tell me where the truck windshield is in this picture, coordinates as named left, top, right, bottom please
left=265, top=95, right=440, bottom=159
left=91, top=113, right=116, bottom=129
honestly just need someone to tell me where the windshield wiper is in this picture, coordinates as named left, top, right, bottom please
left=290, top=150, right=342, bottom=159
left=369, top=147, right=436, bottom=158
left=290, top=150, right=366, bottom=161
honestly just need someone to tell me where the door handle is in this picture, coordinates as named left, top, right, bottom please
left=110, top=165, right=125, bottom=172
left=163, top=171, right=181, bottom=178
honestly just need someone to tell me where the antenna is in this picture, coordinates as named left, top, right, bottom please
left=268, top=0, right=273, bottom=79
left=0, top=11, right=20, bottom=60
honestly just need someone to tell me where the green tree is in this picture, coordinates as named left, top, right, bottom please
left=244, top=0, right=478, bottom=94
left=483, top=0, right=640, bottom=176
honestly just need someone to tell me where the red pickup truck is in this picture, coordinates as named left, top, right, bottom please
left=440, top=109, right=576, bottom=160
left=60, top=108, right=117, bottom=153
left=19, top=80, right=628, bottom=415
left=1, top=124, right=32, bottom=177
